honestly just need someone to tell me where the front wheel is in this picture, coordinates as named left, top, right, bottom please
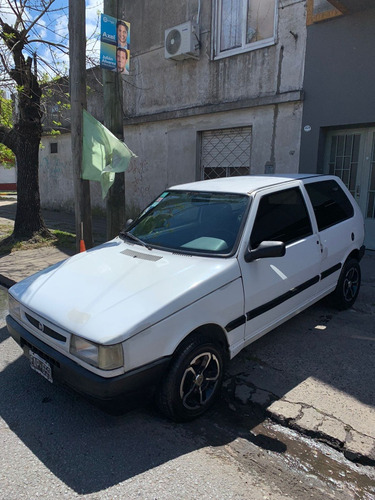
left=331, top=258, right=361, bottom=310
left=157, top=336, right=224, bottom=422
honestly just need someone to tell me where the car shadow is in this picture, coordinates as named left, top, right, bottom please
left=226, top=288, right=375, bottom=411
left=0, top=322, right=281, bottom=495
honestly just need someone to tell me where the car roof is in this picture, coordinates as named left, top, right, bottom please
left=170, top=174, right=323, bottom=195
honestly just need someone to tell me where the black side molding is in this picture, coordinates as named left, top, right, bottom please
left=321, top=263, right=342, bottom=281
left=225, top=315, right=246, bottom=333
left=247, top=276, right=320, bottom=321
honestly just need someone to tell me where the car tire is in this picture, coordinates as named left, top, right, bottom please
left=331, top=258, right=361, bottom=310
left=157, top=336, right=224, bottom=422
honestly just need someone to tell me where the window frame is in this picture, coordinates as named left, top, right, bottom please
left=250, top=187, right=313, bottom=249
left=304, top=180, right=354, bottom=232
left=212, top=0, right=278, bottom=60
left=128, top=190, right=251, bottom=258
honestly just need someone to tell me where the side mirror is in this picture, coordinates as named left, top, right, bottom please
left=125, top=218, right=133, bottom=229
left=244, top=240, right=286, bottom=263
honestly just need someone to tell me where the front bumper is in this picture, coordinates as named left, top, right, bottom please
left=6, top=315, right=171, bottom=400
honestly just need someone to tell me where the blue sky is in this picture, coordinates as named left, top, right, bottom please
left=1, top=0, right=103, bottom=78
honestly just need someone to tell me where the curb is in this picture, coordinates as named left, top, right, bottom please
left=0, top=274, right=16, bottom=289
left=231, top=378, right=375, bottom=467
left=266, top=402, right=375, bottom=467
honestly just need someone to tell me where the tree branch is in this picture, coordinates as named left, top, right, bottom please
left=0, top=51, right=11, bottom=74
left=26, top=39, right=68, bottom=52
left=13, top=1, right=28, bottom=32
left=20, top=0, right=57, bottom=39
left=0, top=124, right=17, bottom=153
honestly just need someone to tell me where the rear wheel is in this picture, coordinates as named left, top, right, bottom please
left=331, top=258, right=361, bottom=310
left=157, top=336, right=224, bottom=422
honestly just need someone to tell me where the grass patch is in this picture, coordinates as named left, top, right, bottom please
left=51, top=230, right=76, bottom=249
left=0, top=229, right=76, bottom=255
left=0, top=223, right=13, bottom=239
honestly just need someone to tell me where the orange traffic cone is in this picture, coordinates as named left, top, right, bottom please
left=79, top=222, right=86, bottom=252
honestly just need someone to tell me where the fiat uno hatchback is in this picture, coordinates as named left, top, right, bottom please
left=7, top=174, right=365, bottom=421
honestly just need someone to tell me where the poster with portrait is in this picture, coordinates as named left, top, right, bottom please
left=100, top=14, right=130, bottom=75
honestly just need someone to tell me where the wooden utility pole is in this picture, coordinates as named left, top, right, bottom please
left=69, top=0, right=93, bottom=251
left=103, top=0, right=126, bottom=240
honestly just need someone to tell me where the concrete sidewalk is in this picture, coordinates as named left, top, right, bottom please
left=1, top=199, right=374, bottom=465
left=0, top=199, right=105, bottom=287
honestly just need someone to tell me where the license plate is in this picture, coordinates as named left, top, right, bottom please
left=30, top=350, right=53, bottom=383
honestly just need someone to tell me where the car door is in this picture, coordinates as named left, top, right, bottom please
left=303, top=177, right=364, bottom=294
left=238, top=184, right=323, bottom=343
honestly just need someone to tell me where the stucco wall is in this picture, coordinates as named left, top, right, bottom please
left=124, top=100, right=303, bottom=216
left=39, top=67, right=106, bottom=213
left=38, top=0, right=307, bottom=218
left=39, top=134, right=105, bottom=212
left=117, top=0, right=307, bottom=215
left=120, top=0, right=306, bottom=117
left=0, top=165, right=16, bottom=185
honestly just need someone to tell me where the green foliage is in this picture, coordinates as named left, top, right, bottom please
left=0, top=96, right=15, bottom=166
left=0, top=146, right=14, bottom=166
left=0, top=96, right=12, bottom=128
left=2, top=32, right=16, bottom=44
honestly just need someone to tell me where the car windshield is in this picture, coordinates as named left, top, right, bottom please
left=122, top=190, right=250, bottom=256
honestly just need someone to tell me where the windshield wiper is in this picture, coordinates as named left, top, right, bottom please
left=119, top=231, right=153, bottom=251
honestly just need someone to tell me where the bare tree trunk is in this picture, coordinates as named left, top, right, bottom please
left=13, top=131, right=48, bottom=239
left=0, top=16, right=50, bottom=241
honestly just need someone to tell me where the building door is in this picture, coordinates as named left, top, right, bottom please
left=325, top=128, right=375, bottom=250
left=200, top=127, right=252, bottom=180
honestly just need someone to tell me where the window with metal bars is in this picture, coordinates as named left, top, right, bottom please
left=200, top=127, right=252, bottom=180
left=328, top=133, right=360, bottom=198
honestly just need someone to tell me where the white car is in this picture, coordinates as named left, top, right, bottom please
left=7, top=174, right=365, bottom=421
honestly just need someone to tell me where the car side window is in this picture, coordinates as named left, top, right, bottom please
left=250, top=187, right=313, bottom=249
left=305, top=180, right=354, bottom=231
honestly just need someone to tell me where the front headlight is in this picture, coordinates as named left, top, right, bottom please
left=70, top=335, right=124, bottom=371
left=8, top=294, right=21, bottom=320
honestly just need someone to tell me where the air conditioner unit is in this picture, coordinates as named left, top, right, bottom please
left=165, top=21, right=199, bottom=61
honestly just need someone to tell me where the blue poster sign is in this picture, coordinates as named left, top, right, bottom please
left=100, top=13, right=130, bottom=75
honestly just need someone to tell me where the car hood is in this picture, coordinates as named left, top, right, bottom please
left=10, top=238, right=241, bottom=344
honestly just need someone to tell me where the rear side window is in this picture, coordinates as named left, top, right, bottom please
left=305, top=180, right=354, bottom=231
left=250, top=187, right=313, bottom=248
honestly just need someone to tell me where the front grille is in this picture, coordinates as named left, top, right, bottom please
left=25, top=313, right=66, bottom=343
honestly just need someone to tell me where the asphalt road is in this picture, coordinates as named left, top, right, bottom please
left=1, top=287, right=374, bottom=500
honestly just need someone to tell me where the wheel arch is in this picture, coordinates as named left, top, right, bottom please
left=331, top=253, right=361, bottom=310
left=346, top=247, right=364, bottom=264
left=171, top=323, right=230, bottom=365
